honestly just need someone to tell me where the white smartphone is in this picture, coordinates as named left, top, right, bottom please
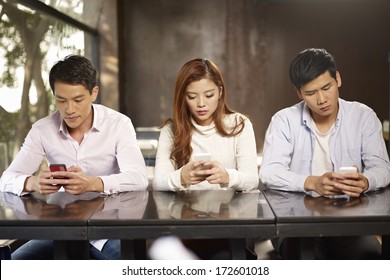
left=193, top=152, right=211, bottom=162
left=339, top=166, right=358, bottom=174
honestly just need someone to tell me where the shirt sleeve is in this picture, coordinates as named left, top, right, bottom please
left=0, top=125, right=46, bottom=196
left=152, top=125, right=184, bottom=191
left=360, top=110, right=390, bottom=191
left=226, top=117, right=259, bottom=191
left=99, top=118, right=148, bottom=193
left=259, top=113, right=307, bottom=192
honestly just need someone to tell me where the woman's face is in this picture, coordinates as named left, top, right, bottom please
left=185, top=78, right=221, bottom=126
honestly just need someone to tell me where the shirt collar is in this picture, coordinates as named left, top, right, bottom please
left=90, top=104, right=100, bottom=132
left=301, top=101, right=312, bottom=129
left=301, top=98, right=342, bottom=130
left=58, top=104, right=100, bottom=135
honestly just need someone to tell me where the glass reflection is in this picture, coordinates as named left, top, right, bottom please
left=38, top=0, right=104, bottom=29
left=264, top=187, right=390, bottom=217
left=0, top=191, right=104, bottom=220
left=153, top=190, right=258, bottom=220
left=90, top=191, right=149, bottom=220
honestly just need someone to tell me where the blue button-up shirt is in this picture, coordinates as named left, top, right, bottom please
left=259, top=98, right=390, bottom=193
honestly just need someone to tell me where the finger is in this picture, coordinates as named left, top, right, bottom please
left=207, top=175, right=221, bottom=184
left=53, top=178, right=72, bottom=186
left=195, top=169, right=212, bottom=177
left=332, top=172, right=346, bottom=180
left=190, top=179, right=204, bottom=185
left=39, top=177, right=57, bottom=186
left=64, top=188, right=81, bottom=195
left=68, top=165, right=82, bottom=172
left=192, top=161, right=205, bottom=169
left=51, top=171, right=71, bottom=179
left=341, top=190, right=360, bottom=198
left=202, top=162, right=214, bottom=168
left=39, top=170, right=54, bottom=179
left=337, top=179, right=356, bottom=188
left=41, top=166, right=51, bottom=172
left=39, top=185, right=61, bottom=194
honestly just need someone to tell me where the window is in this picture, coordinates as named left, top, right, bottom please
left=0, top=0, right=101, bottom=164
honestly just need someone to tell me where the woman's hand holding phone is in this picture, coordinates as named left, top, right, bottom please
left=180, top=153, right=230, bottom=187
left=193, top=153, right=212, bottom=172
left=180, top=154, right=211, bottom=187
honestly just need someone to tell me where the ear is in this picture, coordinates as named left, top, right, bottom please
left=335, top=71, right=342, bottom=88
left=219, top=86, right=223, bottom=99
left=296, top=89, right=303, bottom=100
left=91, top=86, right=99, bottom=102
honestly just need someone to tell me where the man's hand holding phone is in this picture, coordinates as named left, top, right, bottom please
left=35, top=164, right=71, bottom=195
left=30, top=164, right=69, bottom=195
left=35, top=164, right=103, bottom=195
left=49, top=164, right=68, bottom=178
left=333, top=166, right=369, bottom=197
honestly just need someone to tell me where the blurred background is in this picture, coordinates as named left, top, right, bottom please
left=0, top=0, right=389, bottom=179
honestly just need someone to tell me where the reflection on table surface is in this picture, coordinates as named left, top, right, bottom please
left=89, top=191, right=149, bottom=220
left=0, top=190, right=273, bottom=222
left=88, top=189, right=273, bottom=222
left=0, top=191, right=105, bottom=221
left=263, top=186, right=390, bottom=219
left=153, top=189, right=271, bottom=221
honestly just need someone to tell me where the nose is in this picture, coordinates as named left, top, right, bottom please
left=65, top=101, right=75, bottom=114
left=197, top=96, right=205, bottom=107
left=317, top=91, right=326, bottom=105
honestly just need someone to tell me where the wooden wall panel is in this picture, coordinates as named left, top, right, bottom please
left=118, top=0, right=390, bottom=152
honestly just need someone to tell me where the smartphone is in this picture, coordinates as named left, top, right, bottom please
left=193, top=153, right=211, bottom=162
left=50, top=164, right=67, bottom=172
left=339, top=166, right=358, bottom=174
left=193, top=153, right=211, bottom=172
left=49, top=164, right=67, bottom=179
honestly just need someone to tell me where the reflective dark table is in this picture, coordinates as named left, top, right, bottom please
left=0, top=191, right=105, bottom=259
left=88, top=189, right=275, bottom=259
left=263, top=186, right=390, bottom=259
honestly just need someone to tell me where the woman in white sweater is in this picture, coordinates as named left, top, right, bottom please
left=153, top=58, right=259, bottom=192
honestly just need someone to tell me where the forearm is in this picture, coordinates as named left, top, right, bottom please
left=303, top=176, right=317, bottom=192
left=23, top=176, right=39, bottom=193
left=0, top=171, right=33, bottom=195
left=226, top=169, right=259, bottom=191
left=89, top=176, right=104, bottom=192
left=100, top=168, right=148, bottom=194
left=153, top=168, right=182, bottom=191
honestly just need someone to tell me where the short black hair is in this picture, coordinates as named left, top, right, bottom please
left=289, top=48, right=337, bottom=91
left=49, top=55, right=97, bottom=94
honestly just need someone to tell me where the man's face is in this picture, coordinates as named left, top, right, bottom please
left=297, top=70, right=341, bottom=123
left=54, top=81, right=98, bottom=132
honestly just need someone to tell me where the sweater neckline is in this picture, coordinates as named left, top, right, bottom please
left=191, top=118, right=216, bottom=136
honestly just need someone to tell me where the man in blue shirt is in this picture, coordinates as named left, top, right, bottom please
left=260, top=48, right=390, bottom=259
